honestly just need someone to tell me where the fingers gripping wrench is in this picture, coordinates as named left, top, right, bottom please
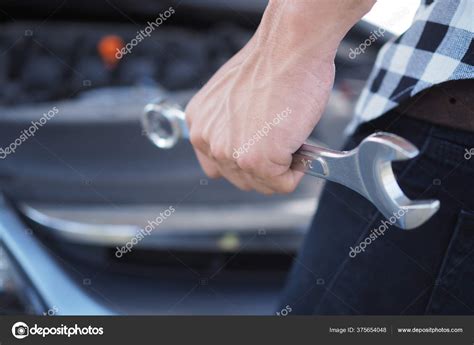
left=142, top=100, right=440, bottom=230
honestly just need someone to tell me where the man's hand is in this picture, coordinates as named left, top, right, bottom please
left=186, top=0, right=375, bottom=194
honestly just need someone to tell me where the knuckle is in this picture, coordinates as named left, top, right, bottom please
left=210, top=143, right=230, bottom=161
left=236, top=153, right=259, bottom=173
left=189, top=130, right=206, bottom=150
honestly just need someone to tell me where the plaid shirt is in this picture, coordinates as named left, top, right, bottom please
left=348, top=0, right=474, bottom=132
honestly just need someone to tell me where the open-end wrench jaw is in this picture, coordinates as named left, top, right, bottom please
left=293, top=133, right=440, bottom=229
left=357, top=133, right=440, bottom=229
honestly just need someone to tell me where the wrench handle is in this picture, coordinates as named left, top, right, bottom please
left=142, top=100, right=343, bottom=178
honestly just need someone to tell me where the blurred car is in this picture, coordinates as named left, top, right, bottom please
left=0, top=0, right=390, bottom=315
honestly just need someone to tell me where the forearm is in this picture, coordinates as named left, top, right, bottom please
left=256, top=0, right=376, bottom=60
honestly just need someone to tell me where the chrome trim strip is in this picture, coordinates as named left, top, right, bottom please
left=0, top=196, right=114, bottom=315
left=19, top=199, right=317, bottom=248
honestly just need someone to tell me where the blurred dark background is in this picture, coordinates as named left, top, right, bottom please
left=0, top=0, right=389, bottom=315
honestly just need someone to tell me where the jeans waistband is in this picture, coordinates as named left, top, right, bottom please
left=357, top=110, right=474, bottom=150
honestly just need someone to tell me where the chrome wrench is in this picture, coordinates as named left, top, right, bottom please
left=142, top=99, right=439, bottom=229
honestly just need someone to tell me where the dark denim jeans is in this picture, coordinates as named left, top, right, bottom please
left=279, top=110, right=474, bottom=315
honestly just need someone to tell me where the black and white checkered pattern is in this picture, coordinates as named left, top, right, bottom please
left=349, top=0, right=473, bottom=131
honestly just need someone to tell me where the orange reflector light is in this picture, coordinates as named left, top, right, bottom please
left=97, top=35, right=124, bottom=69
